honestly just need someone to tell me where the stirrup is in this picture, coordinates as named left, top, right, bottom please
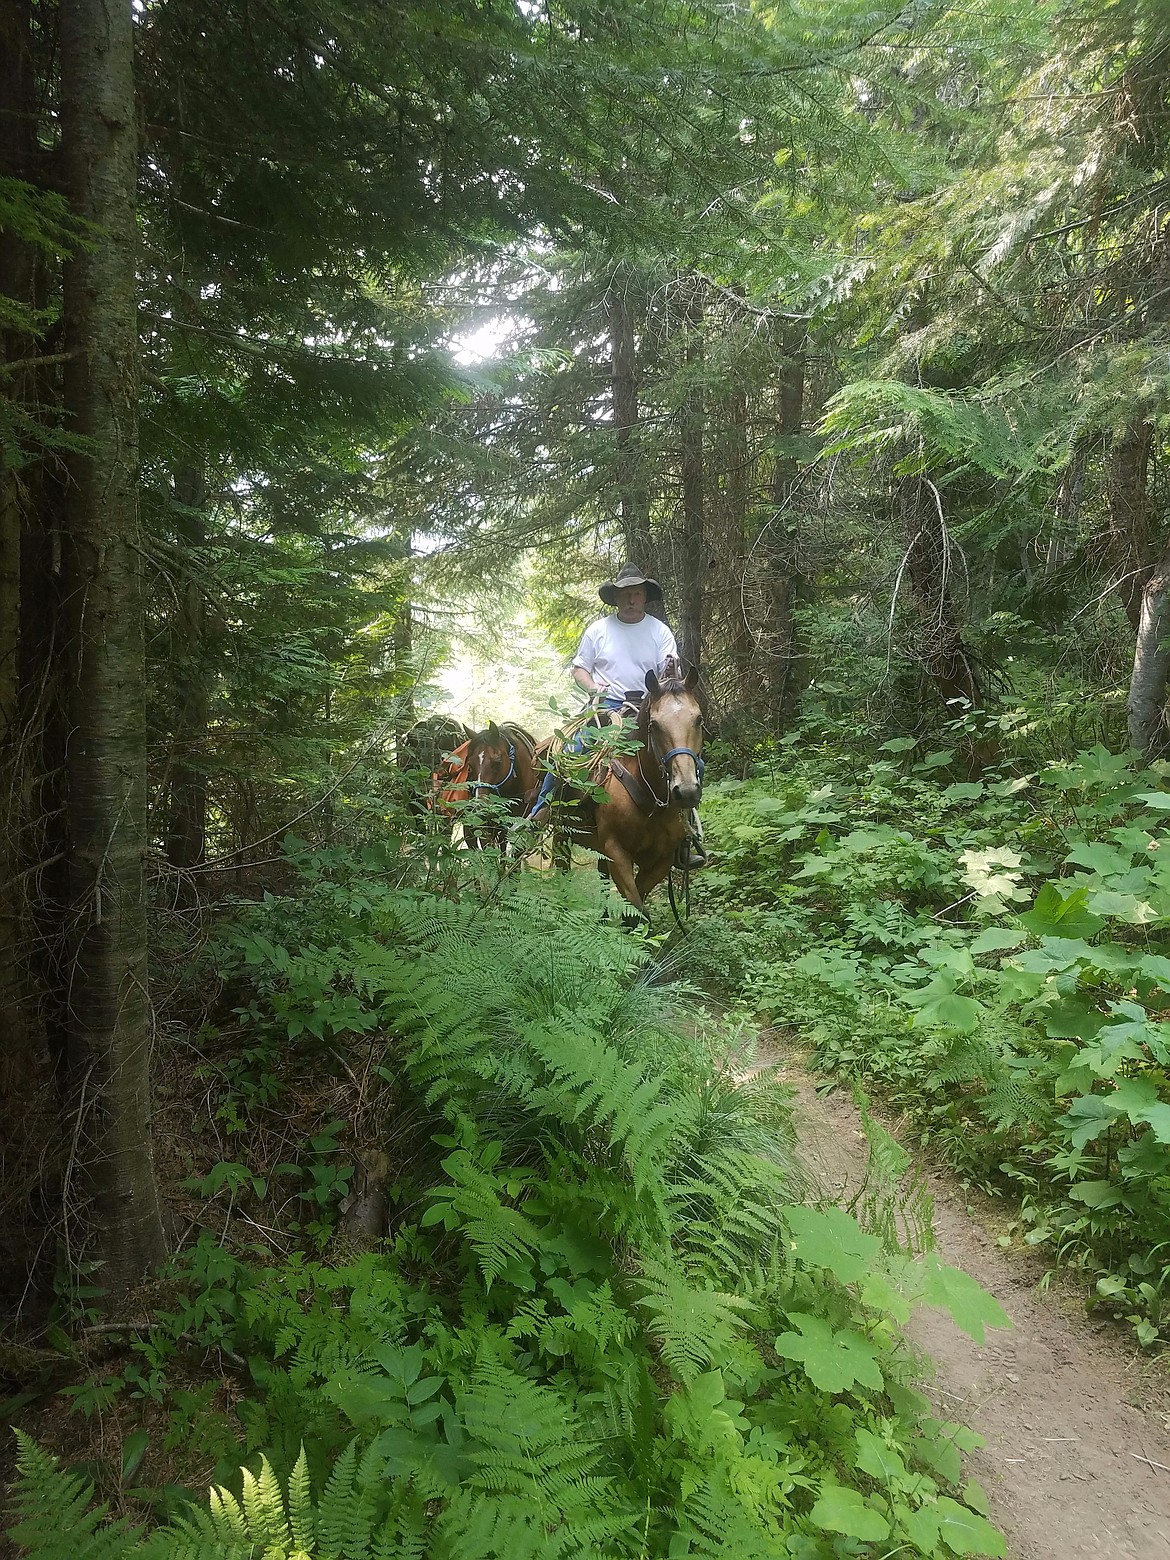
left=674, top=837, right=709, bottom=871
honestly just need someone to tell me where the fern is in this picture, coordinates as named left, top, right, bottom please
left=437, top=1363, right=638, bottom=1557
left=850, top=1089, right=936, bottom=1257
left=7, top=1434, right=143, bottom=1560
left=635, top=1257, right=756, bottom=1383
left=316, top=1440, right=385, bottom=1558
left=929, top=1032, right=1050, bottom=1132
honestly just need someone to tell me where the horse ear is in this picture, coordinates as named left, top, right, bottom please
left=645, top=669, right=661, bottom=697
left=487, top=721, right=500, bottom=740
left=684, top=663, right=699, bottom=691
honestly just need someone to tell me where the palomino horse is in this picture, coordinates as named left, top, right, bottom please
left=553, top=660, right=703, bottom=919
left=462, top=722, right=540, bottom=850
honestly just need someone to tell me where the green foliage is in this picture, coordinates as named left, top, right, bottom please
left=12, top=859, right=1005, bottom=1557
left=699, top=727, right=1170, bottom=1341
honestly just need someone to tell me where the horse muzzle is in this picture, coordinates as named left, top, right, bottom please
left=661, top=745, right=704, bottom=809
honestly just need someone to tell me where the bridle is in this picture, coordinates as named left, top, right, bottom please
left=471, top=740, right=516, bottom=796
left=659, top=744, right=705, bottom=795
left=640, top=702, right=704, bottom=808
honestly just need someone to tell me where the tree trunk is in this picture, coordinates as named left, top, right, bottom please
left=165, top=467, right=210, bottom=874
left=608, top=283, right=655, bottom=577
left=391, top=533, right=415, bottom=762
left=1046, top=451, right=1085, bottom=576
left=1107, top=418, right=1153, bottom=634
left=723, top=384, right=753, bottom=710
left=1127, top=544, right=1170, bottom=758
left=674, top=299, right=705, bottom=670
left=0, top=0, right=38, bottom=1069
left=764, top=336, right=807, bottom=731
left=60, top=0, right=167, bottom=1297
left=897, top=476, right=985, bottom=717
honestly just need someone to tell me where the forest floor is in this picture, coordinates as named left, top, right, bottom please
left=757, top=1034, right=1170, bottom=1559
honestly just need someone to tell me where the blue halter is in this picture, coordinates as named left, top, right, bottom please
left=472, top=741, right=516, bottom=793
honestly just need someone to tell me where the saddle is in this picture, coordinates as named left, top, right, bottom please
left=433, top=739, right=471, bottom=811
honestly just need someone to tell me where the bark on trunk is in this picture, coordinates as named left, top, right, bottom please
left=0, top=0, right=38, bottom=1068
left=1107, top=418, right=1154, bottom=634
left=608, top=285, right=655, bottom=575
left=897, top=476, right=986, bottom=717
left=165, top=467, right=209, bottom=874
left=723, top=384, right=753, bottom=708
left=1127, top=545, right=1170, bottom=758
left=764, top=338, right=807, bottom=731
left=60, top=0, right=167, bottom=1297
left=392, top=534, right=415, bottom=760
left=674, top=301, right=705, bottom=670
left=1046, top=452, right=1085, bottom=577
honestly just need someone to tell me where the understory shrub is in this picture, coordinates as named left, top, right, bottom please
left=10, top=857, right=1006, bottom=1558
left=698, top=724, right=1170, bottom=1344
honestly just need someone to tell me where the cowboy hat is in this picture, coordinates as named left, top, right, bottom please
left=599, top=563, right=664, bottom=606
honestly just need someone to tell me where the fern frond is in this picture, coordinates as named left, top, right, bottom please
left=635, top=1257, right=755, bottom=1382
left=240, top=1457, right=292, bottom=1548
left=286, top=1447, right=314, bottom=1552
left=8, top=1433, right=142, bottom=1560
left=315, top=1438, right=384, bottom=1558
left=441, top=1362, right=638, bottom=1555
left=851, top=1089, right=936, bottom=1256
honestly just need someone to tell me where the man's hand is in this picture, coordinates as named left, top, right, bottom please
left=572, top=667, right=609, bottom=696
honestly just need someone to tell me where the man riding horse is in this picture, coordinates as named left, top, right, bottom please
left=525, top=563, right=707, bottom=870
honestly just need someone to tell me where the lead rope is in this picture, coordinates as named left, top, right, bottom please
left=667, top=854, right=690, bottom=931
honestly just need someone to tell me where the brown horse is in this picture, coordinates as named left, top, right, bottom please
left=462, top=722, right=541, bottom=851
left=552, top=661, right=703, bottom=919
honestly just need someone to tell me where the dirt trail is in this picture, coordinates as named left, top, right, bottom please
left=770, top=1050, right=1170, bottom=1560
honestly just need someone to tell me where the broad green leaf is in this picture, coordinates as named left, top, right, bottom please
left=1040, top=996, right=1103, bottom=1041
left=1085, top=889, right=1158, bottom=924
left=969, top=927, right=1026, bottom=955
left=959, top=846, right=1024, bottom=898
left=905, top=1504, right=942, bottom=1551
left=1017, top=883, right=1104, bottom=941
left=932, top=1495, right=1007, bottom=1555
left=775, top=1313, right=884, bottom=1394
left=854, top=1427, right=908, bottom=1483
left=1112, top=1078, right=1170, bottom=1144
left=943, top=781, right=985, bottom=802
left=1060, top=1092, right=1124, bottom=1148
left=1135, top=952, right=1170, bottom=988
left=1076, top=1026, right=1148, bottom=1078
left=1064, top=841, right=1134, bottom=877
left=1134, top=791, right=1170, bottom=810
left=1046, top=747, right=1135, bottom=790
left=912, top=990, right=983, bottom=1031
left=782, top=1205, right=882, bottom=1285
left=809, top=1484, right=890, bottom=1541
left=859, top=1267, right=912, bottom=1324
left=921, top=945, right=976, bottom=976
left=919, top=1256, right=1010, bottom=1343
left=1067, top=1180, right=1123, bottom=1209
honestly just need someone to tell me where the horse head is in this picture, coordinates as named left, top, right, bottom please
left=467, top=722, right=513, bottom=795
left=643, top=661, right=703, bottom=808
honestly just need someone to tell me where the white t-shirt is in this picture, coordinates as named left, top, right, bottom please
left=572, top=613, right=679, bottom=696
